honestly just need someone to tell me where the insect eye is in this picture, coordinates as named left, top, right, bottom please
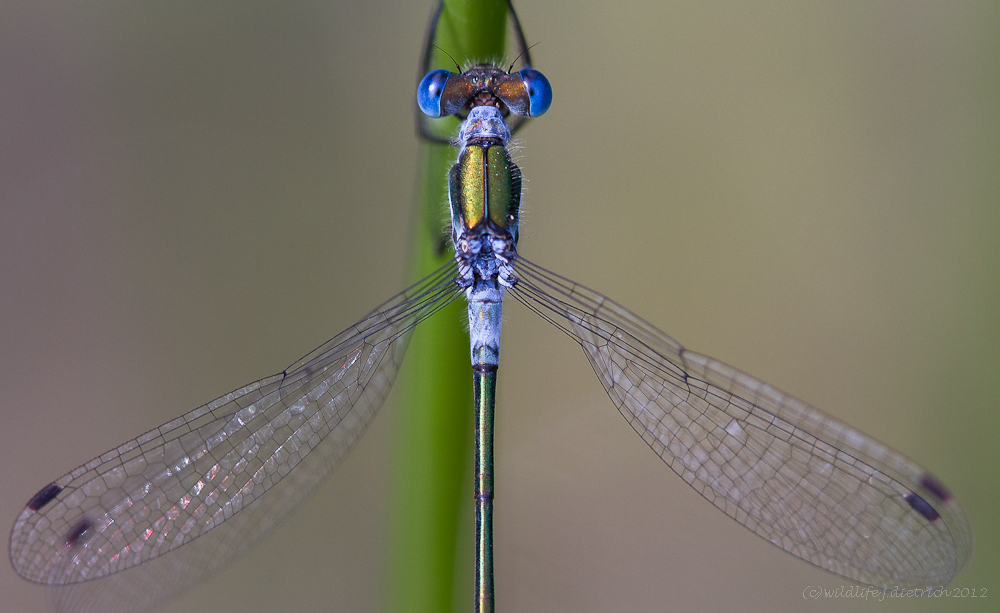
left=518, top=68, right=552, bottom=117
left=417, top=69, right=453, bottom=118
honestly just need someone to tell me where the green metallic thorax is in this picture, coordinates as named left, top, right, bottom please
left=449, top=144, right=522, bottom=243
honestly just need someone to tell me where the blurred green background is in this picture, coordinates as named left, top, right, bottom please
left=1, top=1, right=996, bottom=612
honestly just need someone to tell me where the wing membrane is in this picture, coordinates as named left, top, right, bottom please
left=9, top=262, right=460, bottom=612
left=510, top=256, right=971, bottom=588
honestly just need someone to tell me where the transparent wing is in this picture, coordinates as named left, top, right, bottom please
left=9, top=262, right=461, bottom=612
left=510, top=256, right=972, bottom=589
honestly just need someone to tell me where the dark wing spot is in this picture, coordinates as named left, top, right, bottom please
left=904, top=492, right=940, bottom=522
left=920, top=474, right=952, bottom=502
left=65, top=518, right=94, bottom=548
left=26, top=483, right=63, bottom=511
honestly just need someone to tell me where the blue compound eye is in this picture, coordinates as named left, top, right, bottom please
left=417, top=69, right=452, bottom=118
left=518, top=68, right=552, bottom=117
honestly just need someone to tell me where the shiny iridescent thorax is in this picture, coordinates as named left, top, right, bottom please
left=449, top=106, right=521, bottom=290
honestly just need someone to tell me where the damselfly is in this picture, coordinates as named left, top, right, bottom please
left=6, top=2, right=974, bottom=612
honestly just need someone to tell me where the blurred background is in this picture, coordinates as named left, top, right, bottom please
left=1, top=1, right=996, bottom=612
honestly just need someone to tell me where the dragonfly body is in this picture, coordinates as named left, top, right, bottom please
left=421, top=61, right=552, bottom=612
